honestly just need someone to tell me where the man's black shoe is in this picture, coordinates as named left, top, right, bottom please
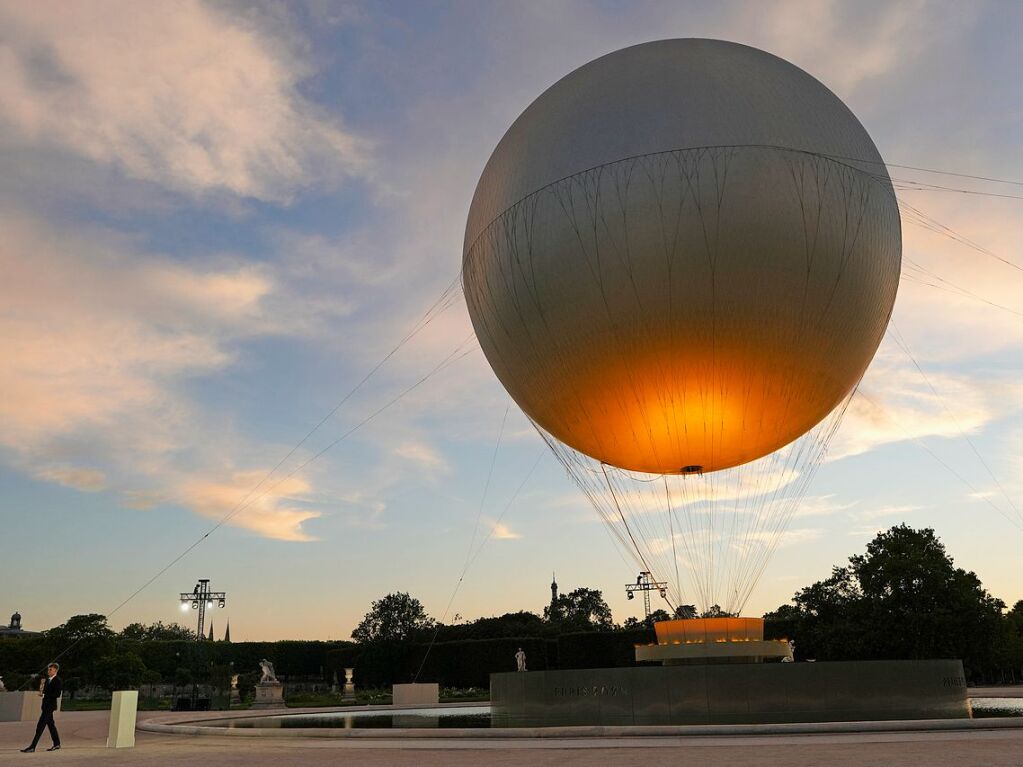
left=46, top=746, right=61, bottom=751
left=20, top=747, right=35, bottom=753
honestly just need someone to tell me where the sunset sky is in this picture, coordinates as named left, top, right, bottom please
left=2, top=0, right=1022, bottom=641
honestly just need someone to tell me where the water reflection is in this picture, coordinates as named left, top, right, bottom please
left=210, top=706, right=492, bottom=729
left=971, top=697, right=1023, bottom=718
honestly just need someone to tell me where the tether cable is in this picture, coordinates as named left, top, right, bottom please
left=19, top=284, right=469, bottom=686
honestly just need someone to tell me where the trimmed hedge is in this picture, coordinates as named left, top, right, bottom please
left=556, top=628, right=655, bottom=669
left=326, top=630, right=654, bottom=687
left=413, top=637, right=553, bottom=688
left=0, top=638, right=355, bottom=685
left=0, top=629, right=660, bottom=690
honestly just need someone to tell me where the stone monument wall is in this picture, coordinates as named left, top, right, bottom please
left=490, top=659, right=969, bottom=726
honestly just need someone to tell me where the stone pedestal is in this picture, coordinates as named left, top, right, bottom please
left=392, top=683, right=438, bottom=706
left=342, top=668, right=355, bottom=701
left=0, top=691, right=61, bottom=722
left=251, top=681, right=285, bottom=709
left=106, top=690, right=138, bottom=749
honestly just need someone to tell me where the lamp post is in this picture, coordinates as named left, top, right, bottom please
left=177, top=579, right=226, bottom=711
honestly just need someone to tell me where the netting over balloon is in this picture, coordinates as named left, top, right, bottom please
left=536, top=389, right=853, bottom=616
left=464, top=146, right=899, bottom=476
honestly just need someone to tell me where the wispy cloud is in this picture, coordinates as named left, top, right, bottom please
left=894, top=195, right=1023, bottom=362
left=790, top=494, right=859, bottom=518
left=177, top=472, right=321, bottom=542
left=0, top=210, right=328, bottom=540
left=121, top=490, right=166, bottom=512
left=0, top=212, right=244, bottom=452
left=394, top=441, right=450, bottom=473
left=646, top=526, right=823, bottom=559
left=726, top=0, right=947, bottom=96
left=486, top=519, right=522, bottom=540
left=855, top=503, right=926, bottom=521
left=829, top=348, right=1022, bottom=461
left=34, top=466, right=107, bottom=492
left=332, top=492, right=388, bottom=530
left=969, top=490, right=998, bottom=501
left=0, top=0, right=369, bottom=201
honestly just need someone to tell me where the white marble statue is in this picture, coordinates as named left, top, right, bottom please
left=259, top=659, right=278, bottom=683
left=782, top=639, right=796, bottom=663
left=515, top=647, right=527, bottom=672
left=0, top=674, right=6, bottom=692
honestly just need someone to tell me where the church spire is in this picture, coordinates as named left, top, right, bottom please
left=550, top=572, right=559, bottom=617
left=208, top=621, right=214, bottom=641
left=224, top=621, right=231, bottom=642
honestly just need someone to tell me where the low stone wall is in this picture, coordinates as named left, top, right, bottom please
left=0, top=691, right=62, bottom=722
left=491, top=660, right=970, bottom=726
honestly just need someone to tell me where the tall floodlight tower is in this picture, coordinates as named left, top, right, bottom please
left=176, top=579, right=227, bottom=710
left=179, top=579, right=227, bottom=642
left=626, top=571, right=668, bottom=621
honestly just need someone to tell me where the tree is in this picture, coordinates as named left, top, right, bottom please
left=352, top=593, right=435, bottom=643
left=674, top=604, right=698, bottom=619
left=46, top=614, right=113, bottom=642
left=120, top=621, right=194, bottom=641
left=1001, top=601, right=1023, bottom=680
left=623, top=609, right=671, bottom=629
left=209, top=664, right=233, bottom=695
left=44, top=614, right=115, bottom=673
left=1006, top=600, right=1023, bottom=637
left=436, top=611, right=547, bottom=641
left=700, top=604, right=735, bottom=618
left=92, top=651, right=148, bottom=691
left=762, top=603, right=801, bottom=640
left=767, top=525, right=1006, bottom=675
left=173, top=667, right=194, bottom=689
left=544, top=587, right=613, bottom=631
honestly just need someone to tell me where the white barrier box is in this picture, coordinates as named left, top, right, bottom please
left=107, top=690, right=138, bottom=748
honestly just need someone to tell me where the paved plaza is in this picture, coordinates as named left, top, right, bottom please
left=2, top=707, right=1023, bottom=767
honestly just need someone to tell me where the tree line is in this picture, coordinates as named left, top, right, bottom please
left=2, top=525, right=1020, bottom=694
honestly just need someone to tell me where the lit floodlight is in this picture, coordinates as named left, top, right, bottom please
left=191, top=601, right=199, bottom=609
left=180, top=603, right=189, bottom=612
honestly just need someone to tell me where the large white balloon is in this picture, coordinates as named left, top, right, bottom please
left=463, top=39, right=900, bottom=474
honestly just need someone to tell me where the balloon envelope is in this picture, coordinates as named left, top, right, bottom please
left=463, top=39, right=900, bottom=474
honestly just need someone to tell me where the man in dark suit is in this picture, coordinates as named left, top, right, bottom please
left=21, top=663, right=61, bottom=752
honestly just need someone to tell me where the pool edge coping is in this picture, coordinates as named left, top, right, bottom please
left=138, top=705, right=1023, bottom=740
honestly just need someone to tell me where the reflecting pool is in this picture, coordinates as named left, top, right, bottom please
left=197, top=698, right=1022, bottom=730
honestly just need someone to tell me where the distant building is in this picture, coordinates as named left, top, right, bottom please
left=0, top=612, right=41, bottom=639
left=549, top=573, right=559, bottom=619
